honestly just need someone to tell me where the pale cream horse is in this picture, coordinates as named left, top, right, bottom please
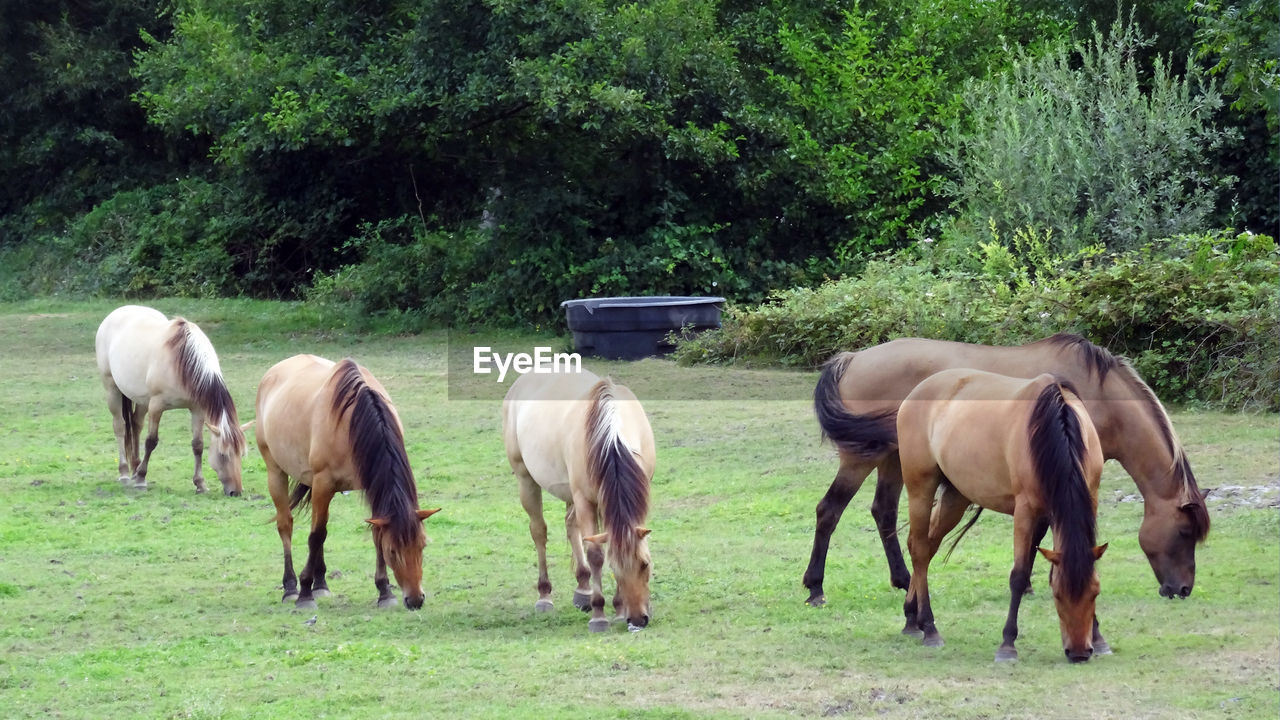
left=503, top=369, right=656, bottom=632
left=95, top=305, right=246, bottom=494
left=255, top=355, right=440, bottom=610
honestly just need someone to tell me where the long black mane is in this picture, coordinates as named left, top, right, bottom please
left=330, top=359, right=420, bottom=549
left=1041, top=333, right=1209, bottom=541
left=166, top=318, right=245, bottom=455
left=585, top=379, right=649, bottom=563
left=1028, top=379, right=1096, bottom=600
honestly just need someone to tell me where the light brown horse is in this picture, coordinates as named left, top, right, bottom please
left=807, top=334, right=1209, bottom=605
left=255, top=355, right=440, bottom=611
left=503, top=369, right=656, bottom=632
left=95, top=305, right=247, bottom=495
left=898, top=369, right=1109, bottom=663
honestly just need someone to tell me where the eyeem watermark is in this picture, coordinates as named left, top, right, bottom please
left=473, top=346, right=582, bottom=382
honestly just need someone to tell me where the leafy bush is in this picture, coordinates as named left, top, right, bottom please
left=674, top=231, right=1278, bottom=410
left=940, top=16, right=1236, bottom=257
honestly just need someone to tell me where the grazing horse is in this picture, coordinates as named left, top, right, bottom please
left=806, top=334, right=1209, bottom=605
left=255, top=355, right=440, bottom=611
left=95, top=305, right=246, bottom=495
left=503, top=369, right=656, bottom=632
left=897, top=370, right=1109, bottom=663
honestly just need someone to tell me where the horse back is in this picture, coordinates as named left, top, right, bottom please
left=255, top=354, right=340, bottom=483
left=95, top=305, right=175, bottom=401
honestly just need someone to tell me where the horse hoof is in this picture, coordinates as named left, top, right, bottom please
left=295, top=598, right=317, bottom=611
left=281, top=593, right=299, bottom=604
left=901, top=626, right=924, bottom=638
left=117, top=475, right=131, bottom=486
left=572, top=591, right=592, bottom=612
left=534, top=599, right=554, bottom=613
left=132, top=480, right=148, bottom=490
left=588, top=618, right=610, bottom=633
left=995, top=647, right=1019, bottom=662
left=922, top=633, right=944, bottom=648
left=377, top=597, right=399, bottom=609
left=312, top=588, right=331, bottom=598
left=1093, top=639, right=1113, bottom=656
left=806, top=594, right=827, bottom=608
left=193, top=480, right=208, bottom=494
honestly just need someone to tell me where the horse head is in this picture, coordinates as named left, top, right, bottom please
left=586, top=527, right=652, bottom=630
left=1039, top=543, right=1107, bottom=663
left=1140, top=473, right=1209, bottom=599
left=205, top=420, right=250, bottom=497
left=367, top=507, right=440, bottom=610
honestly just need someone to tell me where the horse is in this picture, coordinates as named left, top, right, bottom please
left=897, top=369, right=1109, bottom=663
left=806, top=333, right=1209, bottom=605
left=94, top=305, right=247, bottom=495
left=502, top=369, right=656, bottom=632
left=254, top=355, right=441, bottom=611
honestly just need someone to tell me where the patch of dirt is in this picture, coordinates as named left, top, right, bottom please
left=1112, top=478, right=1279, bottom=510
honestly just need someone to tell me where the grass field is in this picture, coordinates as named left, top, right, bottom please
left=0, top=298, right=1276, bottom=719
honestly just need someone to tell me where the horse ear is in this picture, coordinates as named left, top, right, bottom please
left=240, top=420, right=255, bottom=432
left=205, top=421, right=222, bottom=438
left=583, top=533, right=609, bottom=545
left=1092, top=543, right=1109, bottom=560
left=636, top=527, right=652, bottom=539
left=417, top=508, right=442, bottom=521
left=366, top=517, right=389, bottom=528
left=1036, top=547, right=1062, bottom=565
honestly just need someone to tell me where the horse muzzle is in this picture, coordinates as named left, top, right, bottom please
left=1065, top=647, right=1093, bottom=663
left=404, top=593, right=425, bottom=611
left=1159, top=582, right=1192, bottom=599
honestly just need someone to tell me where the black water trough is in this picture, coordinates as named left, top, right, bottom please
left=561, top=296, right=726, bottom=360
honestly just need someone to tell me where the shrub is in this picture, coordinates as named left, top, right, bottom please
left=940, top=15, right=1235, bottom=258
left=673, top=231, right=1278, bottom=410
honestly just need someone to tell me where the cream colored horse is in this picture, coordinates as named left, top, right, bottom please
left=897, top=370, right=1108, bottom=663
left=95, top=305, right=246, bottom=494
left=255, top=354, right=440, bottom=610
left=503, top=369, right=656, bottom=632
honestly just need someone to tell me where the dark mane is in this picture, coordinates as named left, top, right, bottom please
left=585, top=379, right=649, bottom=563
left=1028, top=379, right=1096, bottom=600
left=166, top=318, right=245, bottom=455
left=1038, top=333, right=1120, bottom=384
left=329, top=359, right=420, bottom=549
left=1040, top=334, right=1208, bottom=540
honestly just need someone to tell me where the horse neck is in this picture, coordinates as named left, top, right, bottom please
left=1097, top=371, right=1185, bottom=503
left=334, top=364, right=418, bottom=543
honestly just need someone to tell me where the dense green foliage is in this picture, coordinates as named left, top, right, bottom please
left=1, top=1, right=1274, bottom=328
left=673, top=231, right=1279, bottom=410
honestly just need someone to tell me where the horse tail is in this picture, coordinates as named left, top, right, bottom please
left=942, top=505, right=984, bottom=563
left=288, top=480, right=313, bottom=514
left=167, top=318, right=246, bottom=457
left=814, top=352, right=897, bottom=458
left=585, top=378, right=649, bottom=562
left=120, top=395, right=137, bottom=464
left=1028, top=378, right=1096, bottom=600
left=330, top=359, right=419, bottom=547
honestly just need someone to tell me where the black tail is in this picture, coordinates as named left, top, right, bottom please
left=121, top=395, right=137, bottom=465
left=814, top=353, right=897, bottom=457
left=1028, top=380, right=1096, bottom=601
left=288, top=481, right=312, bottom=514
left=942, top=506, right=984, bottom=563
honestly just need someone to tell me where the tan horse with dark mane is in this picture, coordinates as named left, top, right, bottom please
left=898, top=370, right=1109, bottom=662
left=255, top=355, right=440, bottom=610
left=503, top=369, right=656, bottom=632
left=807, top=334, right=1209, bottom=605
left=95, top=305, right=247, bottom=495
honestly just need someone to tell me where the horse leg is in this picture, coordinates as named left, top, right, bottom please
left=102, top=383, right=132, bottom=485
left=872, top=453, right=911, bottom=591
left=374, top=541, right=397, bottom=609
left=132, top=403, right=164, bottom=490
left=574, top=495, right=610, bottom=632
left=1023, top=515, right=1050, bottom=596
left=1092, top=615, right=1112, bottom=656
left=903, top=467, right=943, bottom=647
left=517, top=474, right=553, bottom=612
left=803, top=453, right=876, bottom=606
left=996, top=503, right=1040, bottom=662
left=263, top=448, right=298, bottom=603
left=296, top=479, right=333, bottom=610
left=188, top=411, right=208, bottom=494
left=565, top=504, right=593, bottom=612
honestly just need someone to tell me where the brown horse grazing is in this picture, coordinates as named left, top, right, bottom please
left=255, top=355, right=441, bottom=611
left=898, top=370, right=1109, bottom=663
left=503, top=369, right=656, bottom=632
left=807, top=334, right=1209, bottom=605
left=95, top=305, right=247, bottom=495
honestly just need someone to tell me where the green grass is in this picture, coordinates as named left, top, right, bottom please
left=0, top=298, right=1276, bottom=719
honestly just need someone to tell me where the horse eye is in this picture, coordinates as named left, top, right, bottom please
left=641, top=561, right=650, bottom=572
